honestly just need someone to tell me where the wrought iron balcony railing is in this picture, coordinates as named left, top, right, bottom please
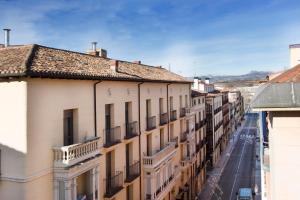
left=104, top=171, right=124, bottom=198
left=125, top=160, right=140, bottom=182
left=160, top=113, right=168, bottom=125
left=146, top=116, right=156, bottom=131
left=104, top=126, right=121, bottom=147
left=180, top=107, right=186, bottom=117
left=125, top=121, right=138, bottom=139
left=170, top=110, right=177, bottom=122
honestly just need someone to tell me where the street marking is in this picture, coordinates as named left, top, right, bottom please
left=229, top=120, right=251, bottom=200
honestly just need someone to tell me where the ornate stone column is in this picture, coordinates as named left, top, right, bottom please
left=72, top=178, right=77, bottom=200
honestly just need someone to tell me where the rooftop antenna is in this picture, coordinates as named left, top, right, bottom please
left=168, top=63, right=171, bottom=71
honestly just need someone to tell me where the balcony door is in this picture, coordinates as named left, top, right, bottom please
left=146, top=99, right=151, bottom=117
left=146, top=134, right=152, bottom=156
left=64, top=109, right=74, bottom=146
left=126, top=143, right=133, bottom=174
left=159, top=98, right=163, bottom=114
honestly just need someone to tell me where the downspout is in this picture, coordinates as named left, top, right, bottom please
left=138, top=82, right=144, bottom=200
left=167, top=83, right=171, bottom=141
left=94, top=81, right=102, bottom=137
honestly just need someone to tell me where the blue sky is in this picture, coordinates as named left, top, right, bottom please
left=1, top=0, right=300, bottom=76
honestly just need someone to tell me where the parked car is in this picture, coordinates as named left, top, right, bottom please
left=236, top=188, right=255, bottom=200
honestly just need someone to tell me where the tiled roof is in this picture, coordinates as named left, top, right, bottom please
left=251, top=65, right=300, bottom=109
left=269, top=64, right=300, bottom=83
left=191, top=89, right=207, bottom=97
left=0, top=44, right=191, bottom=83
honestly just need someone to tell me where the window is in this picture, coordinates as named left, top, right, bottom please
left=185, top=95, right=188, bottom=107
left=179, top=95, right=182, bottom=108
left=63, top=109, right=77, bottom=146
left=146, top=99, right=151, bottom=117
left=126, top=185, right=133, bottom=200
left=170, top=96, right=174, bottom=111
left=160, top=128, right=164, bottom=149
left=159, top=98, right=164, bottom=114
left=146, top=134, right=152, bottom=156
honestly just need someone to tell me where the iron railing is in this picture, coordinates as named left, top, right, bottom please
left=125, top=121, right=138, bottom=139
left=146, top=116, right=156, bottom=131
left=170, top=110, right=177, bottom=121
left=180, top=107, right=186, bottom=117
left=125, top=161, right=140, bottom=182
left=104, top=171, right=124, bottom=198
left=160, top=113, right=168, bottom=125
left=104, top=126, right=121, bottom=147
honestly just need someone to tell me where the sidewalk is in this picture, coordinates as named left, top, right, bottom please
left=198, top=119, right=246, bottom=200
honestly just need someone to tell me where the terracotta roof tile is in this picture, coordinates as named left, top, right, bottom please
left=0, top=44, right=191, bottom=83
left=270, top=64, right=300, bottom=83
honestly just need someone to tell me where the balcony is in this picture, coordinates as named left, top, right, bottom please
left=104, top=171, right=124, bottom=198
left=170, top=110, right=177, bottom=122
left=143, top=142, right=177, bottom=169
left=160, top=113, right=168, bottom=126
left=180, top=130, right=188, bottom=142
left=146, top=116, right=156, bottom=131
left=104, top=126, right=121, bottom=148
left=181, top=156, right=190, bottom=168
left=180, top=107, right=187, bottom=118
left=170, top=136, right=179, bottom=148
left=196, top=143, right=201, bottom=152
left=125, top=121, right=138, bottom=140
left=53, top=137, right=101, bottom=168
left=146, top=166, right=181, bottom=200
left=125, top=160, right=140, bottom=182
left=214, top=107, right=222, bottom=115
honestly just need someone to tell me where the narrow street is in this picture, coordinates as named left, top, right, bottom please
left=210, top=113, right=259, bottom=200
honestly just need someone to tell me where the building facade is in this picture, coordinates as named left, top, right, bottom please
left=0, top=44, right=196, bottom=200
left=252, top=61, right=300, bottom=200
left=205, top=93, right=223, bottom=167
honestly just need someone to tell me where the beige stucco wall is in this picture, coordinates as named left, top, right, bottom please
left=0, top=78, right=192, bottom=200
left=268, top=111, right=300, bottom=200
left=290, top=46, right=300, bottom=68
left=0, top=81, right=27, bottom=199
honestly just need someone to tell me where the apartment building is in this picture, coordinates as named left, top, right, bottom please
left=189, top=90, right=207, bottom=197
left=229, top=91, right=244, bottom=128
left=0, top=43, right=192, bottom=200
left=192, top=77, right=215, bottom=93
left=252, top=63, right=300, bottom=200
left=221, top=91, right=230, bottom=152
left=205, top=93, right=223, bottom=167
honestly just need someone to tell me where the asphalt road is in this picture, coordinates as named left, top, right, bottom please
left=211, top=114, right=259, bottom=200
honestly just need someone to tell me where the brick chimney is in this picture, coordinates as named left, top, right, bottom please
left=87, top=42, right=107, bottom=58
left=110, top=60, right=119, bottom=72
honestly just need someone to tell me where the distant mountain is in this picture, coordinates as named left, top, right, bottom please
left=192, top=71, right=271, bottom=83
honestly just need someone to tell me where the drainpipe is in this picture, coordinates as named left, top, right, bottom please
left=138, top=82, right=144, bottom=200
left=166, top=83, right=171, bottom=141
left=94, top=81, right=102, bottom=137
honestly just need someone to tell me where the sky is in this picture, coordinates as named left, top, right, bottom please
left=1, top=0, right=300, bottom=76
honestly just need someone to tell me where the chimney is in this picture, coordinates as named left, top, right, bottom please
left=87, top=42, right=107, bottom=58
left=133, top=60, right=141, bottom=64
left=3, top=28, right=11, bottom=47
left=289, top=44, right=300, bottom=68
left=110, top=60, right=119, bottom=72
left=99, top=49, right=107, bottom=58
left=204, top=77, right=210, bottom=84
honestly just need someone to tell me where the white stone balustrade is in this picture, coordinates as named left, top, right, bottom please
left=143, top=142, right=177, bottom=169
left=53, top=137, right=101, bottom=168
